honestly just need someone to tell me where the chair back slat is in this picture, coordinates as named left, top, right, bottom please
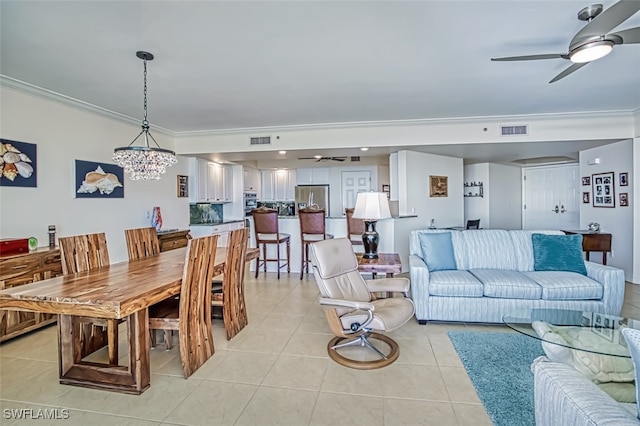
left=299, top=207, right=327, bottom=236
left=59, top=233, right=110, bottom=274
left=221, top=228, right=249, bottom=339
left=125, top=227, right=161, bottom=260
left=252, top=207, right=279, bottom=234
left=178, top=234, right=218, bottom=377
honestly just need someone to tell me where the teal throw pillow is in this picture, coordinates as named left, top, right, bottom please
left=418, top=232, right=457, bottom=271
left=532, top=233, right=587, bottom=275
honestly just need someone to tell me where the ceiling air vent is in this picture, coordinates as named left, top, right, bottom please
left=350, top=156, right=360, bottom=162
left=249, top=136, right=271, bottom=145
left=500, top=125, right=528, bottom=136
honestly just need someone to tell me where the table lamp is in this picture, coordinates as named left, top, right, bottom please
left=352, top=192, right=391, bottom=259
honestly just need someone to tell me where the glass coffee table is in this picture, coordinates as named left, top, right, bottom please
left=503, top=308, right=640, bottom=358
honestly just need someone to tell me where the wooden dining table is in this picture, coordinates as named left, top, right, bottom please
left=0, top=246, right=259, bottom=395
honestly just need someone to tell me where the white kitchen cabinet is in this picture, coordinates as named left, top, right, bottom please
left=207, top=163, right=223, bottom=201
left=223, top=165, right=233, bottom=202
left=260, top=170, right=276, bottom=201
left=243, top=167, right=261, bottom=193
left=296, top=167, right=329, bottom=185
left=188, top=158, right=210, bottom=202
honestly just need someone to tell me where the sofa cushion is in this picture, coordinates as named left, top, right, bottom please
left=621, top=328, right=640, bottom=418
left=469, top=269, right=542, bottom=299
left=418, top=232, right=456, bottom=271
left=524, top=271, right=603, bottom=300
left=461, top=230, right=518, bottom=270
left=532, top=233, right=587, bottom=275
left=509, top=230, right=565, bottom=272
left=428, top=270, right=484, bottom=297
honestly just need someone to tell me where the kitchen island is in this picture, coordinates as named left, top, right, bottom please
left=246, top=215, right=421, bottom=275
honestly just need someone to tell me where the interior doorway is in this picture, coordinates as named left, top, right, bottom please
left=341, top=171, right=371, bottom=213
left=523, top=164, right=580, bottom=230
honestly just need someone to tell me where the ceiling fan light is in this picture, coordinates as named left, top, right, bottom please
left=569, top=40, right=614, bottom=63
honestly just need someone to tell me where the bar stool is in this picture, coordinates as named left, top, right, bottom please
left=299, top=206, right=334, bottom=279
left=252, top=207, right=290, bottom=279
left=345, top=207, right=365, bottom=247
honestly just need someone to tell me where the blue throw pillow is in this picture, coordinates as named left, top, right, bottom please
left=418, top=232, right=457, bottom=271
left=532, top=233, right=587, bottom=275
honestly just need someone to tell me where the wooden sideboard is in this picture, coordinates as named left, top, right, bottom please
left=0, top=247, right=63, bottom=341
left=157, top=229, right=191, bottom=252
left=562, top=230, right=612, bottom=265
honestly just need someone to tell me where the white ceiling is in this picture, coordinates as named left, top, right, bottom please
left=1, top=0, right=639, bottom=165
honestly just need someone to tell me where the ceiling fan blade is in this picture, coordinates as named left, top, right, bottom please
left=612, top=27, right=640, bottom=44
left=549, top=62, right=589, bottom=83
left=331, top=158, right=346, bottom=161
left=571, top=0, right=640, bottom=45
left=491, top=53, right=567, bottom=61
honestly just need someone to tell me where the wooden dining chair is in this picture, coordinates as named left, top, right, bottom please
left=148, top=235, right=218, bottom=378
left=299, top=206, right=334, bottom=279
left=124, top=227, right=161, bottom=260
left=211, top=228, right=249, bottom=340
left=252, top=207, right=290, bottom=279
left=58, top=233, right=118, bottom=365
left=345, top=207, right=365, bottom=246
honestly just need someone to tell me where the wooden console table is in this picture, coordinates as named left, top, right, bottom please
left=562, top=230, right=612, bottom=265
left=356, top=253, right=402, bottom=278
left=0, top=247, right=63, bottom=342
left=157, top=229, right=191, bottom=252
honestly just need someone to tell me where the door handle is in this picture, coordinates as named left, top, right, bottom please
left=552, top=205, right=559, bottom=213
left=560, top=205, right=566, bottom=213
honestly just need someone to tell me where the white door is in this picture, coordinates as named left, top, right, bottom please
left=523, top=164, right=580, bottom=230
left=342, top=171, right=371, bottom=213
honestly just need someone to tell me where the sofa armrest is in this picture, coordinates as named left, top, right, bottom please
left=532, top=356, right=638, bottom=426
left=585, top=261, right=626, bottom=315
left=409, top=254, right=431, bottom=320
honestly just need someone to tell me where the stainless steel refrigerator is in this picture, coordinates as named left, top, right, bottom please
left=295, top=185, right=330, bottom=217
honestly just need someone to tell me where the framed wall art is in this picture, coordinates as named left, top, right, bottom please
left=582, top=192, right=590, bottom=204
left=592, top=171, right=615, bottom=208
left=429, top=175, right=448, bottom=197
left=581, top=176, right=590, bottom=186
left=620, top=193, right=629, bottom=207
left=75, top=160, right=124, bottom=198
left=0, top=138, right=37, bottom=188
left=619, top=172, right=628, bottom=186
left=177, top=175, right=189, bottom=197
left=382, top=184, right=390, bottom=199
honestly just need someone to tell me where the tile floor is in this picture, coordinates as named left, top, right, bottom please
left=1, top=275, right=639, bottom=425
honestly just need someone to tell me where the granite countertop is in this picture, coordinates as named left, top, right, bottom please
left=189, top=219, right=245, bottom=226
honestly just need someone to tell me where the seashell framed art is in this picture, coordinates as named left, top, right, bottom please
left=0, top=139, right=37, bottom=187
left=75, top=160, right=124, bottom=198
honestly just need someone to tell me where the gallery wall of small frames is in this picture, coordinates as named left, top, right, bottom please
left=581, top=171, right=629, bottom=208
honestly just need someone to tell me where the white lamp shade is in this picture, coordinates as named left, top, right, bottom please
left=352, top=192, right=391, bottom=220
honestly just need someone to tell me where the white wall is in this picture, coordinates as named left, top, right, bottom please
left=0, top=87, right=190, bottom=263
left=397, top=150, right=464, bottom=228
left=464, top=163, right=490, bottom=227
left=580, top=139, right=634, bottom=281
left=488, top=163, right=522, bottom=229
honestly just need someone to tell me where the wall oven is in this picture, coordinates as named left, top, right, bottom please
left=244, top=192, right=258, bottom=216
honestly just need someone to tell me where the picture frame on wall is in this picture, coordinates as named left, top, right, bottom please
left=429, top=175, right=448, bottom=197
left=620, top=193, right=629, bottom=207
left=177, top=175, right=189, bottom=198
left=382, top=184, right=390, bottom=199
left=592, top=171, right=615, bottom=208
left=582, top=192, right=590, bottom=204
left=619, top=172, right=628, bottom=186
left=581, top=176, right=590, bottom=186
left=75, top=160, right=124, bottom=198
left=0, top=138, right=37, bottom=188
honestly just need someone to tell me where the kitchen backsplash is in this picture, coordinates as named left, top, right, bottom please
left=190, top=203, right=223, bottom=224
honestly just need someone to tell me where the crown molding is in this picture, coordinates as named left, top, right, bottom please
left=0, top=75, right=174, bottom=136
left=173, top=109, right=635, bottom=137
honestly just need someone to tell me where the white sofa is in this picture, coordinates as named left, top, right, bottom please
left=409, top=229, right=626, bottom=324
left=532, top=356, right=638, bottom=426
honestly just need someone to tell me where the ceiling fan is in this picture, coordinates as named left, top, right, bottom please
left=297, top=156, right=347, bottom=162
left=491, top=1, right=640, bottom=83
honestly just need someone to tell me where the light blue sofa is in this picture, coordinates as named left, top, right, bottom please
left=532, top=356, right=638, bottom=425
left=409, top=229, right=626, bottom=324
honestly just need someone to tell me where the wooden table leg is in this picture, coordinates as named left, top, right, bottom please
left=57, top=311, right=150, bottom=395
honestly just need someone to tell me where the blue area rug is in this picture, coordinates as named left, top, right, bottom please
left=448, top=331, right=544, bottom=426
